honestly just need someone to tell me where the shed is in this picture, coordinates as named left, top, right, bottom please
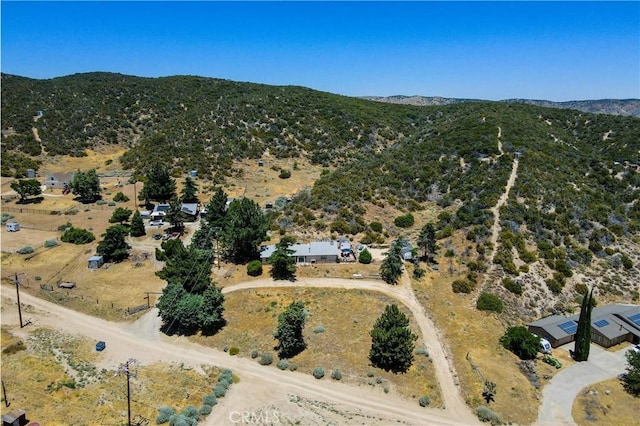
left=2, top=408, right=27, bottom=426
left=88, top=255, right=104, bottom=269
left=6, top=222, right=20, bottom=232
left=26, top=168, right=35, bottom=178
left=189, top=170, right=198, bottom=177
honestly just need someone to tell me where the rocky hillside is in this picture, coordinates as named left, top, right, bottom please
left=363, top=96, right=640, bottom=118
left=2, top=72, right=639, bottom=319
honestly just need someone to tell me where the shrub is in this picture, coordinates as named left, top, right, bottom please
left=313, top=325, right=325, bottom=334
left=107, top=201, right=116, bottom=207
left=502, top=278, right=523, bottom=295
left=246, top=260, right=263, bottom=276
left=452, top=279, right=474, bottom=294
left=96, top=199, right=107, bottom=205
left=370, top=221, right=383, bottom=233
left=546, top=277, right=564, bottom=295
left=156, top=406, right=175, bottom=424
left=312, top=367, right=325, bottom=379
left=288, top=363, right=297, bottom=371
left=229, top=347, right=239, bottom=356
left=34, top=275, right=42, bottom=281
left=44, top=239, right=59, bottom=248
left=202, top=394, right=217, bottom=406
left=367, top=370, right=375, bottom=377
left=1, top=213, right=15, bottom=224
left=413, top=267, right=426, bottom=279
left=180, top=405, right=199, bottom=420
left=61, top=227, right=95, bottom=244
left=476, top=292, right=503, bottom=313
left=500, top=326, right=540, bottom=360
left=418, top=395, right=431, bottom=407
left=278, top=169, right=292, bottom=179
left=358, top=248, right=373, bottom=264
left=16, top=246, right=34, bottom=254
left=213, top=384, right=227, bottom=398
left=199, top=405, right=212, bottom=415
left=259, top=352, right=273, bottom=365
left=251, top=349, right=259, bottom=359
left=376, top=377, right=383, bottom=384
left=476, top=405, right=502, bottom=425
left=331, top=370, right=342, bottom=380
left=415, top=347, right=429, bottom=356
left=621, top=254, right=634, bottom=270
left=277, top=359, right=290, bottom=370
left=113, top=191, right=129, bottom=202
left=394, top=213, right=415, bottom=228
left=445, top=249, right=455, bottom=257
left=223, top=345, right=229, bottom=352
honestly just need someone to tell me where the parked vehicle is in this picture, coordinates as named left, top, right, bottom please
left=95, top=341, right=106, bottom=351
left=152, top=233, right=162, bottom=240
left=631, top=344, right=640, bottom=354
left=540, top=338, right=552, bottom=354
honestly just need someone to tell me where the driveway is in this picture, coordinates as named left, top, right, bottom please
left=537, top=344, right=631, bottom=425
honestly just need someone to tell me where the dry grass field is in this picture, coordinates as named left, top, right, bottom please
left=572, top=378, right=638, bottom=426
left=0, top=326, right=222, bottom=425
left=189, top=286, right=442, bottom=406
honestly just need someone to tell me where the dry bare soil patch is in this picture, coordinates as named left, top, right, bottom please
left=189, top=286, right=442, bottom=406
left=0, top=326, right=222, bottom=425
left=572, top=378, right=638, bottom=426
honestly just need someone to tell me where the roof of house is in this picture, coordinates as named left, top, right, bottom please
left=88, top=255, right=103, bottom=261
left=181, top=203, right=199, bottom=215
left=260, top=240, right=338, bottom=259
left=528, top=304, right=640, bottom=341
left=46, top=172, right=74, bottom=182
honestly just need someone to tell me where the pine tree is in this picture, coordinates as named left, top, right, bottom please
left=129, top=210, right=146, bottom=237
left=573, top=287, right=594, bottom=361
left=369, top=304, right=417, bottom=373
left=274, top=301, right=307, bottom=358
left=417, top=223, right=437, bottom=261
left=203, top=187, right=228, bottom=228
left=96, top=225, right=131, bottom=262
left=144, top=165, right=176, bottom=203
left=380, top=240, right=403, bottom=284
left=269, top=237, right=296, bottom=280
left=220, top=198, right=268, bottom=263
left=181, top=176, right=199, bottom=203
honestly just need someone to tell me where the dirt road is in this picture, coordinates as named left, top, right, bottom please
left=2, top=285, right=477, bottom=425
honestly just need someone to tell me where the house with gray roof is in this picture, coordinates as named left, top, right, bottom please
left=528, top=304, right=640, bottom=348
left=260, top=240, right=339, bottom=264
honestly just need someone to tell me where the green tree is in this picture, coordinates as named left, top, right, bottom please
left=500, top=326, right=540, bottom=360
left=181, top=176, right=199, bottom=203
left=221, top=198, right=268, bottom=263
left=394, top=213, right=415, bottom=228
left=145, top=165, right=176, bottom=203
left=417, top=223, right=437, bottom=261
left=358, top=248, right=373, bottom=264
left=109, top=207, right=132, bottom=224
left=573, top=287, right=594, bottom=361
left=369, top=304, right=417, bottom=373
left=156, top=241, right=212, bottom=293
left=70, top=169, right=101, bottom=202
left=203, top=187, right=228, bottom=228
left=622, top=349, right=640, bottom=396
left=476, top=292, right=504, bottom=313
left=96, top=225, right=131, bottom=262
left=274, top=301, right=307, bottom=358
left=380, top=240, right=403, bottom=285
left=129, top=210, right=146, bottom=237
left=61, top=227, right=95, bottom=244
left=165, top=197, right=184, bottom=232
left=10, top=179, right=41, bottom=203
left=269, top=237, right=296, bottom=280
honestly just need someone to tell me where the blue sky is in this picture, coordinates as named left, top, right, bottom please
left=2, top=1, right=638, bottom=101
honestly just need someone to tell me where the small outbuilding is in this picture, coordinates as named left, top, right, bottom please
left=88, top=255, right=104, bottom=269
left=1, top=408, right=27, bottom=426
left=5, top=222, right=20, bottom=232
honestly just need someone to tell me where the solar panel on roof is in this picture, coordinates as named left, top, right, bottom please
left=594, top=319, right=609, bottom=328
left=629, top=313, right=640, bottom=327
left=558, top=320, right=578, bottom=334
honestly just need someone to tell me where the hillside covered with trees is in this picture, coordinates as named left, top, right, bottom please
left=2, top=72, right=639, bottom=318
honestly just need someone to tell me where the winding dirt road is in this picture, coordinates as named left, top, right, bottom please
left=2, top=280, right=478, bottom=425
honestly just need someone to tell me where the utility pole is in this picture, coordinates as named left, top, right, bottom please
left=118, top=358, right=139, bottom=426
left=2, top=379, right=10, bottom=407
left=14, top=273, right=24, bottom=328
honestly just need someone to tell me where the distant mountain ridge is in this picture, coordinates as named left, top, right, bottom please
left=362, top=95, right=640, bottom=117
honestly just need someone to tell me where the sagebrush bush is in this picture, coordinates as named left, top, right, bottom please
left=251, top=349, right=259, bottom=359
left=246, top=260, right=263, bottom=276
left=96, top=200, right=107, bottom=205
left=113, top=191, right=130, bottom=202
left=452, top=279, right=474, bottom=294
left=367, top=370, right=375, bottom=377
left=279, top=169, right=292, bottom=179
left=313, top=325, right=325, bottom=334
left=156, top=406, right=175, bottom=424
left=477, top=406, right=502, bottom=425
left=202, top=394, right=217, bottom=406
left=277, top=359, right=290, bottom=370
left=44, top=239, right=59, bottom=248
left=312, top=367, right=325, bottom=379
left=376, top=377, right=383, bottom=384
left=419, top=395, right=431, bottom=407
left=502, top=277, right=523, bottom=295
left=199, top=405, right=212, bottom=415
left=17, top=246, right=34, bottom=254
left=288, top=363, right=297, bottom=371
left=394, top=213, right=414, bottom=228
left=229, top=347, right=239, bottom=356
left=213, top=383, right=227, bottom=398
left=34, top=275, right=42, bottom=281
left=415, top=347, right=429, bottom=356
left=331, top=370, right=342, bottom=380
left=181, top=405, right=199, bottom=420
left=259, top=352, right=273, bottom=365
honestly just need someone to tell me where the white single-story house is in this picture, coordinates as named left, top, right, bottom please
left=260, top=240, right=339, bottom=264
left=528, top=304, right=640, bottom=348
left=181, top=203, right=199, bottom=216
left=45, top=172, right=74, bottom=190
left=150, top=204, right=170, bottom=221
